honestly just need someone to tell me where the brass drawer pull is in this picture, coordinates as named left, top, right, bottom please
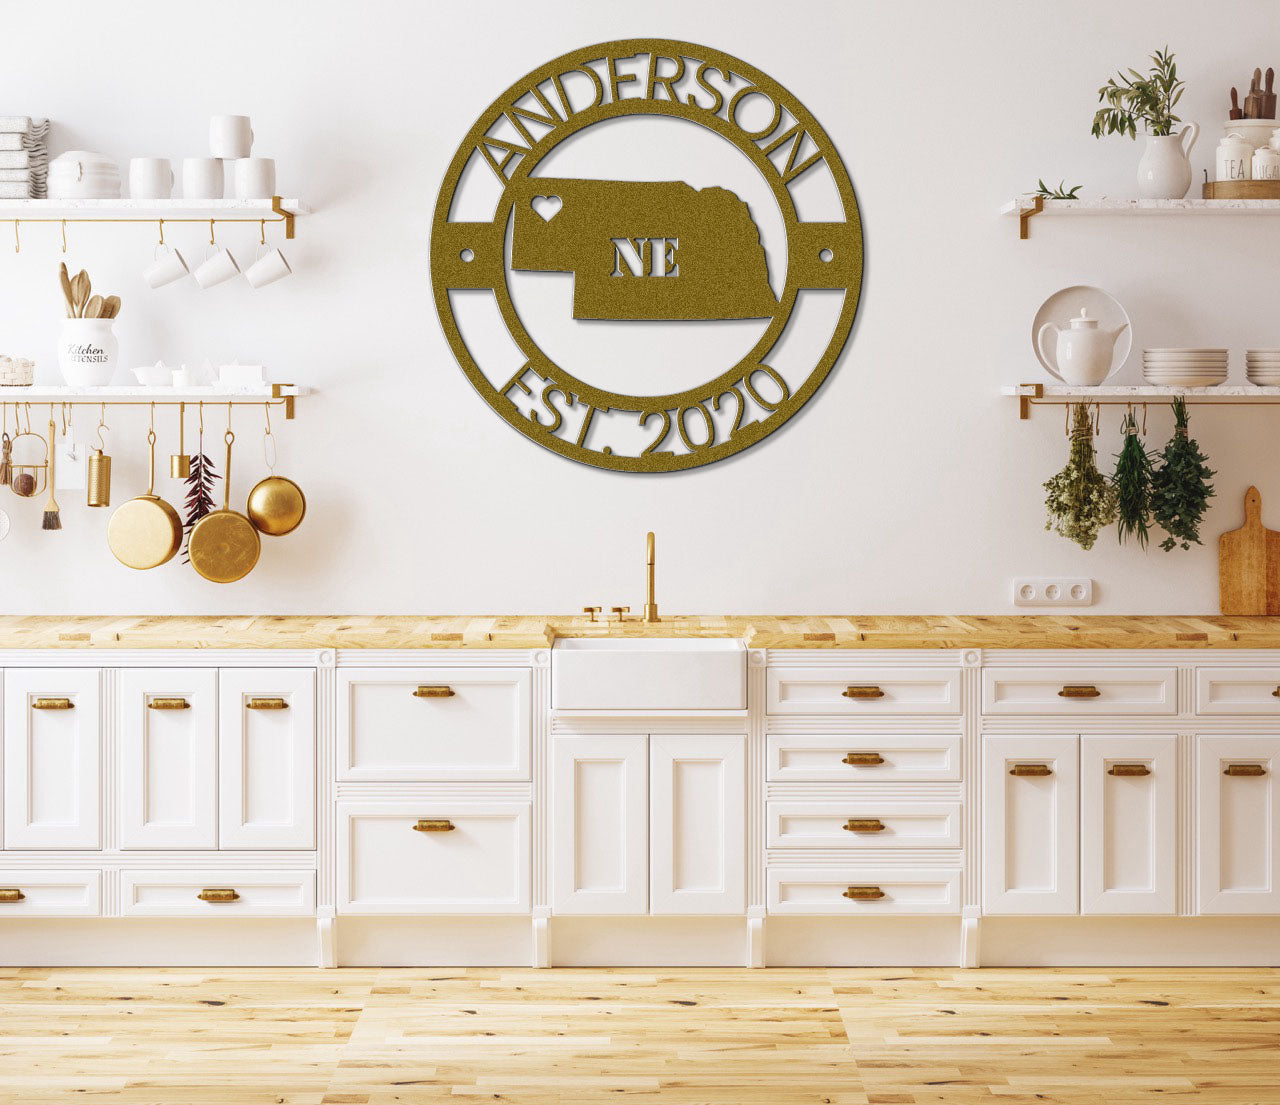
left=0, top=888, right=25, bottom=903
left=1225, top=763, right=1267, bottom=777
left=197, top=888, right=240, bottom=903
left=413, top=819, right=456, bottom=832
left=842, top=685, right=885, bottom=699
left=147, top=697, right=190, bottom=710
left=32, top=697, right=73, bottom=710
left=413, top=685, right=455, bottom=699
left=843, top=818, right=886, bottom=833
left=1272, top=687, right=1280, bottom=698
left=1058, top=684, right=1101, bottom=699
left=843, top=752, right=885, bottom=766
left=1108, top=763, right=1151, bottom=777
left=1010, top=763, right=1053, bottom=777
left=246, top=698, right=289, bottom=710
left=843, top=885, right=885, bottom=901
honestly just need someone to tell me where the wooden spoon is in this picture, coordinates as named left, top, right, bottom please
left=101, top=295, right=120, bottom=320
left=58, top=262, right=74, bottom=318
left=70, top=270, right=90, bottom=318
left=83, top=294, right=103, bottom=320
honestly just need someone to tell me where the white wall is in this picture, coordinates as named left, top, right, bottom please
left=0, top=0, right=1274, bottom=615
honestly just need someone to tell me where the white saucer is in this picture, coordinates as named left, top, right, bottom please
left=1033, top=285, right=1132, bottom=383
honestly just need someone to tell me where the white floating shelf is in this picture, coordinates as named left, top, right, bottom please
left=1001, top=195, right=1280, bottom=238
left=1004, top=383, right=1280, bottom=419
left=0, top=384, right=312, bottom=419
left=0, top=197, right=310, bottom=240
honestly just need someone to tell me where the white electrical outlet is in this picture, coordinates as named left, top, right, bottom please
left=1013, top=577, right=1094, bottom=607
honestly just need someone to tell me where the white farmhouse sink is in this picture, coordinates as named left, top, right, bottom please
left=552, top=637, right=746, bottom=711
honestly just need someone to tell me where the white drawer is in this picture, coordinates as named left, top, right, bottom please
left=119, top=870, right=316, bottom=917
left=338, top=802, right=530, bottom=915
left=338, top=668, right=531, bottom=781
left=767, top=802, right=961, bottom=849
left=768, top=667, right=961, bottom=716
left=767, top=734, right=961, bottom=782
left=767, top=866, right=960, bottom=914
left=982, top=667, right=1177, bottom=716
left=1196, top=668, right=1280, bottom=715
left=0, top=870, right=101, bottom=917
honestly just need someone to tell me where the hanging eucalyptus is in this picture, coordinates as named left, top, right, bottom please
left=1112, top=410, right=1155, bottom=547
left=1151, top=397, right=1214, bottom=551
left=1044, top=402, right=1118, bottom=551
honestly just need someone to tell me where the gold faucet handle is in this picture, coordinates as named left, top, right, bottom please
left=611, top=606, right=630, bottom=623
left=582, top=606, right=602, bottom=622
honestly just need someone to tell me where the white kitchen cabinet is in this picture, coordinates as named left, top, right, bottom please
left=0, top=870, right=101, bottom=917
left=551, top=735, right=648, bottom=914
left=1080, top=736, right=1177, bottom=915
left=767, top=866, right=961, bottom=915
left=120, top=870, right=316, bottom=917
left=766, top=734, right=962, bottom=782
left=219, top=669, right=315, bottom=849
left=767, top=667, right=961, bottom=715
left=982, top=736, right=1079, bottom=914
left=118, top=669, right=218, bottom=850
left=767, top=801, right=961, bottom=849
left=3, top=669, right=101, bottom=850
left=1197, top=736, right=1280, bottom=914
left=982, top=667, right=1177, bottom=716
left=650, top=736, right=745, bottom=915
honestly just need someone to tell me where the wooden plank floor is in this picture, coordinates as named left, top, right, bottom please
left=0, top=967, right=1277, bottom=1104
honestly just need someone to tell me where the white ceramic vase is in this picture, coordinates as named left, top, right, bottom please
left=1137, top=124, right=1199, bottom=199
left=57, top=318, right=118, bottom=386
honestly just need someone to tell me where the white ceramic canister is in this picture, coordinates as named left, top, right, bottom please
left=1253, top=146, right=1280, bottom=180
left=57, top=318, right=118, bottom=387
left=1217, top=132, right=1254, bottom=181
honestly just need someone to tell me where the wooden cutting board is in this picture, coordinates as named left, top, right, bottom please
left=1219, top=486, right=1280, bottom=614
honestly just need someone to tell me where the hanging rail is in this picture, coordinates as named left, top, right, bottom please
left=0, top=196, right=306, bottom=242
left=0, top=385, right=307, bottom=419
left=1004, top=383, right=1280, bottom=420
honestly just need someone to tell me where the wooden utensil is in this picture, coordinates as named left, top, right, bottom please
left=58, top=263, right=75, bottom=318
left=41, top=417, right=60, bottom=530
left=1244, top=68, right=1264, bottom=118
left=83, top=294, right=103, bottom=320
left=106, top=426, right=182, bottom=569
left=187, top=428, right=260, bottom=583
left=1265, top=68, right=1276, bottom=119
left=1219, top=486, right=1280, bottom=614
left=101, top=295, right=120, bottom=320
left=70, top=270, right=90, bottom=318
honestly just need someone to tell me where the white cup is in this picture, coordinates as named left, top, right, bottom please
left=210, top=115, right=253, bottom=159
left=129, top=157, right=173, bottom=199
left=193, top=245, right=240, bottom=289
left=143, top=244, right=189, bottom=288
left=171, top=365, right=193, bottom=386
left=182, top=157, right=224, bottom=199
left=244, top=244, right=291, bottom=288
left=233, top=157, right=276, bottom=199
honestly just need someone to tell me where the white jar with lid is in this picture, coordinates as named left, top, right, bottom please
left=1254, top=146, right=1280, bottom=180
left=1217, top=132, right=1254, bottom=181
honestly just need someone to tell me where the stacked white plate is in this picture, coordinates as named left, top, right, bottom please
left=48, top=150, right=120, bottom=199
left=1143, top=348, right=1228, bottom=387
left=1246, top=349, right=1280, bottom=386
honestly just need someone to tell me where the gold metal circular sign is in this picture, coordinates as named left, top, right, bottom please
left=431, top=39, right=863, bottom=472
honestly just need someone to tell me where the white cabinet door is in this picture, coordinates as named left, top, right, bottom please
left=1080, top=736, right=1177, bottom=915
left=650, top=736, right=745, bottom=915
left=1197, top=736, right=1280, bottom=914
left=551, top=736, right=648, bottom=915
left=118, top=669, right=218, bottom=850
left=219, top=669, right=316, bottom=849
left=982, top=736, right=1079, bottom=914
left=3, top=669, right=101, bottom=849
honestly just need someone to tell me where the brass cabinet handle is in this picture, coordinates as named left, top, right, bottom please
left=1225, top=763, right=1267, bottom=777
left=197, top=888, right=240, bottom=903
left=0, top=888, right=25, bottom=903
left=842, top=885, right=885, bottom=901
left=1010, top=763, right=1053, bottom=777
left=843, top=818, right=886, bottom=833
left=842, top=751, right=885, bottom=766
left=32, top=697, right=73, bottom=710
left=1058, top=684, right=1101, bottom=699
left=246, top=698, right=289, bottom=710
left=147, top=697, right=190, bottom=710
left=413, top=819, right=456, bottom=832
left=1107, top=763, right=1151, bottom=777
left=842, top=685, right=885, bottom=699
left=1272, top=687, right=1280, bottom=698
left=413, top=686, right=455, bottom=699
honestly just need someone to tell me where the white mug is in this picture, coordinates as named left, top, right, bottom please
left=144, top=244, right=189, bottom=289
left=183, top=157, right=224, bottom=199
left=244, top=244, right=291, bottom=288
left=193, top=245, right=239, bottom=289
left=233, top=157, right=276, bottom=199
left=209, top=115, right=253, bottom=159
left=129, top=157, right=173, bottom=199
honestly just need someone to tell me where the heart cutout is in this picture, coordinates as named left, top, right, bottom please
left=531, top=194, right=563, bottom=222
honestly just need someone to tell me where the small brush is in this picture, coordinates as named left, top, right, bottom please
left=41, top=417, right=60, bottom=530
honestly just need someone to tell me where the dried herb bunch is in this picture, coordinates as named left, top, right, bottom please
left=1045, top=403, right=1118, bottom=550
left=1112, top=410, right=1155, bottom=547
left=1151, top=397, right=1214, bottom=551
left=181, top=450, right=219, bottom=563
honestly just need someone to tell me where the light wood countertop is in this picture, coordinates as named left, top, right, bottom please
left=0, top=614, right=1277, bottom=649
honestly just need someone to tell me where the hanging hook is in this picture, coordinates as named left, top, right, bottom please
left=94, top=402, right=108, bottom=451
left=226, top=400, right=233, bottom=435
left=61, top=402, right=70, bottom=437
left=1142, top=402, right=1148, bottom=436
left=60, top=219, right=67, bottom=253
left=22, top=402, right=30, bottom=434
left=1064, top=402, right=1069, bottom=437
left=158, top=219, right=165, bottom=247
left=1093, top=402, right=1101, bottom=436
left=198, top=400, right=204, bottom=435
left=149, top=401, right=155, bottom=433
left=259, top=218, right=266, bottom=246
left=12, top=220, right=18, bottom=254
left=209, top=219, right=216, bottom=246
left=262, top=402, right=276, bottom=471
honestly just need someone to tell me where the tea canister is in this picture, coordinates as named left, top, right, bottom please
left=1253, top=146, right=1280, bottom=181
left=1216, top=132, right=1254, bottom=182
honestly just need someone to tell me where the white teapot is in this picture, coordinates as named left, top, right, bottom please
left=1037, top=308, right=1128, bottom=386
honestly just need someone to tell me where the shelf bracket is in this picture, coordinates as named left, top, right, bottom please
left=272, top=383, right=296, bottom=420
left=1018, top=195, right=1044, bottom=240
left=271, top=195, right=295, bottom=240
left=1013, top=383, right=1042, bottom=420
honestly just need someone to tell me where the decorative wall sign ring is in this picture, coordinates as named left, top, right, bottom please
left=431, top=38, right=863, bottom=472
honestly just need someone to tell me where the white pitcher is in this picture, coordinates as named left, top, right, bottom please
left=1137, top=123, right=1199, bottom=199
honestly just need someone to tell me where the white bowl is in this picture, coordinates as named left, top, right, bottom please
left=132, top=364, right=172, bottom=387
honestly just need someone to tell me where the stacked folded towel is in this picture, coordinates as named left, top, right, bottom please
left=0, top=116, right=49, bottom=197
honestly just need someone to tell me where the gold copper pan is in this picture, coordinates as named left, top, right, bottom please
left=107, top=427, right=181, bottom=570
left=188, top=428, right=260, bottom=584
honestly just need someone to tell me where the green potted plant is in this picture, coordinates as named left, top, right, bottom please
left=1092, top=47, right=1197, bottom=199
